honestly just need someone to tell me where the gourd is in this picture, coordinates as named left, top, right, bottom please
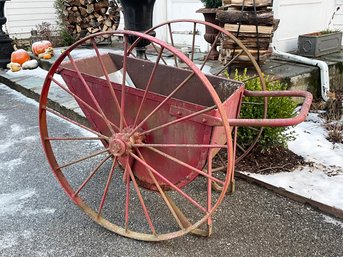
left=32, top=40, right=53, bottom=56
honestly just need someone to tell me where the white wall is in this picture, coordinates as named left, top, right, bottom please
left=332, top=0, right=343, bottom=31
left=154, top=0, right=209, bottom=51
left=272, top=0, right=342, bottom=52
left=5, top=0, right=57, bottom=39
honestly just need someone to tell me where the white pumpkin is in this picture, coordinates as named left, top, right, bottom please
left=22, top=59, right=39, bottom=70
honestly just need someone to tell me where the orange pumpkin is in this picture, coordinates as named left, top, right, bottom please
left=32, top=40, right=52, bottom=56
left=10, top=49, right=30, bottom=65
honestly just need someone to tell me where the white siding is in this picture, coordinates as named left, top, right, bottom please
left=332, top=0, right=343, bottom=31
left=5, top=0, right=57, bottom=39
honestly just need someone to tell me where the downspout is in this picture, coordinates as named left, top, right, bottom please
left=272, top=47, right=329, bottom=101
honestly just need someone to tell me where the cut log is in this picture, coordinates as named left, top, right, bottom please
left=222, top=37, right=270, bottom=49
left=224, top=24, right=274, bottom=34
left=62, top=0, right=120, bottom=41
left=231, top=0, right=272, bottom=6
left=87, top=4, right=94, bottom=14
left=104, top=19, right=112, bottom=27
left=216, top=9, right=274, bottom=25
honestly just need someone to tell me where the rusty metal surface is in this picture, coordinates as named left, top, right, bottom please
left=228, top=90, right=313, bottom=127
left=60, top=68, right=213, bottom=190
left=109, top=53, right=243, bottom=107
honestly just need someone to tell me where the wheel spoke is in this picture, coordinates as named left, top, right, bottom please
left=133, top=143, right=226, bottom=149
left=242, top=75, right=259, bottom=83
left=126, top=163, right=157, bottom=235
left=145, top=146, right=225, bottom=185
left=97, top=157, right=117, bottom=217
left=91, top=38, right=127, bottom=129
left=50, top=77, right=120, bottom=132
left=167, top=23, right=178, bottom=67
left=73, top=154, right=112, bottom=197
left=57, top=148, right=109, bottom=170
left=207, top=152, right=213, bottom=230
left=130, top=152, right=208, bottom=213
left=236, top=143, right=246, bottom=152
left=242, top=101, right=264, bottom=105
left=190, top=22, right=197, bottom=62
left=150, top=43, right=168, bottom=65
left=215, top=50, right=244, bottom=76
left=133, top=46, right=165, bottom=127
left=140, top=105, right=216, bottom=136
left=200, top=31, right=221, bottom=71
left=45, top=136, right=105, bottom=141
left=43, top=106, right=108, bottom=139
left=120, top=36, right=129, bottom=131
left=128, top=72, right=195, bottom=137
left=67, top=53, right=116, bottom=135
left=135, top=149, right=186, bottom=230
left=124, top=162, right=130, bottom=231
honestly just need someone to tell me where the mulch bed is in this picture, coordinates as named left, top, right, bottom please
left=235, top=146, right=305, bottom=174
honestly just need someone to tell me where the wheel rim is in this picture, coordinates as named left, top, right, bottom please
left=142, top=19, right=268, bottom=163
left=39, top=30, right=234, bottom=241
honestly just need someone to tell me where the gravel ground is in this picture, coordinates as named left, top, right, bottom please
left=0, top=84, right=343, bottom=257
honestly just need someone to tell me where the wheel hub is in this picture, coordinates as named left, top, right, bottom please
left=109, top=138, right=127, bottom=156
left=108, top=129, right=145, bottom=157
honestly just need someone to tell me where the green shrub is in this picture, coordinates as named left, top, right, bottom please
left=233, top=69, right=297, bottom=152
left=200, top=0, right=222, bottom=8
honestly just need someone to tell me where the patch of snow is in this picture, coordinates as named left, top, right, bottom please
left=322, top=215, right=343, bottom=228
left=0, top=158, right=25, bottom=172
left=288, top=113, right=343, bottom=167
left=0, top=114, right=6, bottom=126
left=0, top=230, right=33, bottom=251
left=0, top=189, right=56, bottom=217
left=247, top=167, right=343, bottom=210
left=23, top=208, right=56, bottom=216
left=11, top=124, right=25, bottom=134
left=0, top=141, right=13, bottom=154
left=22, top=135, right=39, bottom=142
left=6, top=67, right=48, bottom=80
left=0, top=232, right=19, bottom=250
left=0, top=189, right=36, bottom=217
left=244, top=112, right=343, bottom=211
left=0, top=84, right=39, bottom=107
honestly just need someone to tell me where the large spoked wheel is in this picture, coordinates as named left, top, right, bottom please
left=143, top=19, right=268, bottom=163
left=39, top=30, right=234, bottom=241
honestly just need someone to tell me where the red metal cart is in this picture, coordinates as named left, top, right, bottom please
left=39, top=27, right=312, bottom=241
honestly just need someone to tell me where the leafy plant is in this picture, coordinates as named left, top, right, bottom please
left=231, top=69, right=297, bottom=152
left=200, top=0, right=222, bottom=8
left=35, top=22, right=55, bottom=41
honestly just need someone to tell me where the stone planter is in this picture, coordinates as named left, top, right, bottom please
left=298, top=31, right=342, bottom=57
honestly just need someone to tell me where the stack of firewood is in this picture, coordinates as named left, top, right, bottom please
left=217, top=0, right=278, bottom=65
left=62, top=0, right=120, bottom=41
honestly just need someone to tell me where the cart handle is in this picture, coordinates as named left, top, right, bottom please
left=228, top=90, right=313, bottom=127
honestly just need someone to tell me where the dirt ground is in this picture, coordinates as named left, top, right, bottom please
left=235, top=146, right=305, bottom=174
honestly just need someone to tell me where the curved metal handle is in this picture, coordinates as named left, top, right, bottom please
left=228, top=90, right=313, bottom=127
